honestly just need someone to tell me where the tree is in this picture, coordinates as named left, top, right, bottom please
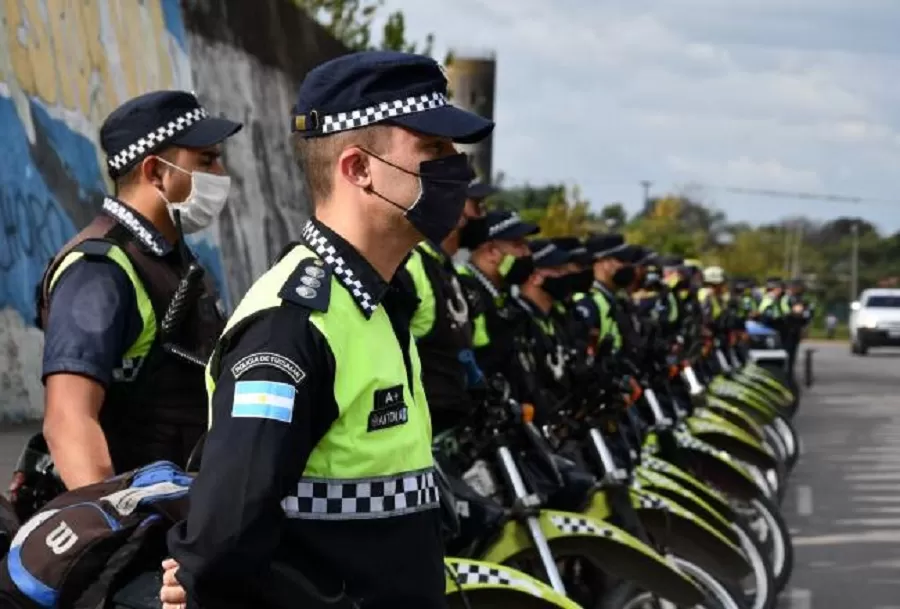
left=295, top=0, right=436, bottom=55
left=537, top=187, right=593, bottom=238
left=598, top=203, right=627, bottom=231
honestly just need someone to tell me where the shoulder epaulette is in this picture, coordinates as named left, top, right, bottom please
left=278, top=257, right=332, bottom=312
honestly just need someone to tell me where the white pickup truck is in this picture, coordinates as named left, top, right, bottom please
left=849, top=288, right=900, bottom=355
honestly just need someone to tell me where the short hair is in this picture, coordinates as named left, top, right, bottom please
left=113, top=147, right=178, bottom=195
left=291, top=126, right=391, bottom=204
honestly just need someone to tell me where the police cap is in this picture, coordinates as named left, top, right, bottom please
left=766, top=277, right=784, bottom=289
left=100, top=90, right=242, bottom=179
left=529, top=239, right=572, bottom=268
left=585, top=233, right=629, bottom=261
left=291, top=50, right=494, bottom=143
left=551, top=237, right=591, bottom=265
left=467, top=181, right=499, bottom=201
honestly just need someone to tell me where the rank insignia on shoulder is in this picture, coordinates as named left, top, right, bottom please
left=368, top=385, right=409, bottom=432
left=279, top=258, right=332, bottom=311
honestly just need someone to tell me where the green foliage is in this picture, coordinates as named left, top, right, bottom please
left=294, top=0, right=436, bottom=56
left=491, top=183, right=897, bottom=319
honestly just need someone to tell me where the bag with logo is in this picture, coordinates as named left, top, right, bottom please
left=0, top=461, right=192, bottom=609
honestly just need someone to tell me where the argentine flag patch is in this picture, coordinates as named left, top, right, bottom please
left=232, top=381, right=296, bottom=423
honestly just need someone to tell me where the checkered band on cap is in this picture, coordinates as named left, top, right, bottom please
left=315, top=91, right=448, bottom=135
left=488, top=213, right=523, bottom=237
left=281, top=468, right=439, bottom=520
left=301, top=220, right=377, bottom=316
left=107, top=107, right=209, bottom=174
left=532, top=244, right=556, bottom=261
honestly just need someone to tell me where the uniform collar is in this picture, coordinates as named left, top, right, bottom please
left=593, top=280, right=614, bottom=298
left=300, top=217, right=392, bottom=319
left=101, top=196, right=173, bottom=257
left=464, top=262, right=502, bottom=301
left=418, top=240, right=447, bottom=262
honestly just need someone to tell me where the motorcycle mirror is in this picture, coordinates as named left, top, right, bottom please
left=488, top=373, right=511, bottom=401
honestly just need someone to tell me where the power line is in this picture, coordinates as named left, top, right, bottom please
left=704, top=184, right=900, bottom=206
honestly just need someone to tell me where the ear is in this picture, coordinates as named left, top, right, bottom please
left=337, top=147, right=372, bottom=190
left=140, top=156, right=166, bottom=190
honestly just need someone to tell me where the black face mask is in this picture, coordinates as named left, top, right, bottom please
left=540, top=275, right=571, bottom=300
left=568, top=269, right=595, bottom=294
left=612, top=265, right=636, bottom=288
left=366, top=151, right=475, bottom=244
left=500, top=254, right=535, bottom=286
left=458, top=216, right=490, bottom=250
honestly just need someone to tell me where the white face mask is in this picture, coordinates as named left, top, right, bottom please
left=156, top=158, right=231, bottom=234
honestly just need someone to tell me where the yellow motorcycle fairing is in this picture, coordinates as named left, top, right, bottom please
left=672, top=428, right=766, bottom=502
left=641, top=445, right=736, bottom=521
left=699, top=396, right=766, bottom=440
left=634, top=465, right=736, bottom=541
left=708, top=377, right=779, bottom=421
left=444, top=557, right=581, bottom=609
left=687, top=412, right=779, bottom=471
left=627, top=486, right=751, bottom=583
left=479, top=508, right=704, bottom=607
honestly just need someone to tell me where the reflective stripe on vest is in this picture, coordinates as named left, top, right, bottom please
left=206, top=244, right=437, bottom=521
left=49, top=244, right=157, bottom=378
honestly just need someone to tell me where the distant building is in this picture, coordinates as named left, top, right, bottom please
left=445, top=52, right=496, bottom=183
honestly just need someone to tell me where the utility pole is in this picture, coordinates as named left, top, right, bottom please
left=640, top=180, right=652, bottom=209
left=783, top=222, right=792, bottom=276
left=850, top=221, right=859, bottom=302
left=792, top=222, right=804, bottom=279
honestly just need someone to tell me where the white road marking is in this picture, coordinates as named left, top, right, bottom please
left=836, top=518, right=900, bottom=527
left=789, top=588, right=812, bottom=609
left=845, top=472, right=900, bottom=482
left=794, top=530, right=900, bottom=546
left=852, top=484, right=900, bottom=492
left=796, top=485, right=813, bottom=516
left=853, top=495, right=900, bottom=503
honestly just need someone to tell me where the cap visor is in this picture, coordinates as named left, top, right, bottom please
left=467, top=183, right=498, bottom=199
left=391, top=105, right=494, bottom=144
left=535, top=249, right=572, bottom=268
left=495, top=222, right=540, bottom=241
left=171, top=116, right=243, bottom=148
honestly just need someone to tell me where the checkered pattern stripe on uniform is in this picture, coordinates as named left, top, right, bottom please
left=281, top=468, right=439, bottom=520
left=319, top=91, right=448, bottom=134
left=549, top=514, right=614, bottom=537
left=102, top=197, right=166, bottom=256
left=301, top=221, right=377, bottom=316
left=112, top=356, right=145, bottom=383
left=449, top=562, right=516, bottom=587
left=107, top=107, right=208, bottom=173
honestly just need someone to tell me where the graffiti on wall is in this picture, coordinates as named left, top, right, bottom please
left=0, top=0, right=226, bottom=421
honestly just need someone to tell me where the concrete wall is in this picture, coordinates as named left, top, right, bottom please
left=0, top=0, right=345, bottom=422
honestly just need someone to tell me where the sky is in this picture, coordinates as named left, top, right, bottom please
left=378, top=0, right=900, bottom=233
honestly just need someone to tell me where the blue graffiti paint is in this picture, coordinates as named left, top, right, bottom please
left=187, top=237, right=231, bottom=313
left=0, top=97, right=77, bottom=323
left=30, top=103, right=106, bottom=194
left=160, top=0, right=188, bottom=52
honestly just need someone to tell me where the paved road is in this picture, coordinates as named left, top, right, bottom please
left=779, top=342, right=900, bottom=609
left=3, top=343, right=899, bottom=607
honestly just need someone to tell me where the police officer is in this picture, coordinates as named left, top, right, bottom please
left=457, top=210, right=539, bottom=390
left=398, top=180, right=493, bottom=434
left=698, top=266, right=727, bottom=330
left=571, top=233, right=635, bottom=355
left=35, top=91, right=242, bottom=490
left=510, top=239, right=576, bottom=416
left=164, top=51, right=492, bottom=609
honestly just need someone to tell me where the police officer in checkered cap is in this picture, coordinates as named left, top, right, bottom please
left=32, top=91, right=242, bottom=494
left=164, top=51, right=493, bottom=609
